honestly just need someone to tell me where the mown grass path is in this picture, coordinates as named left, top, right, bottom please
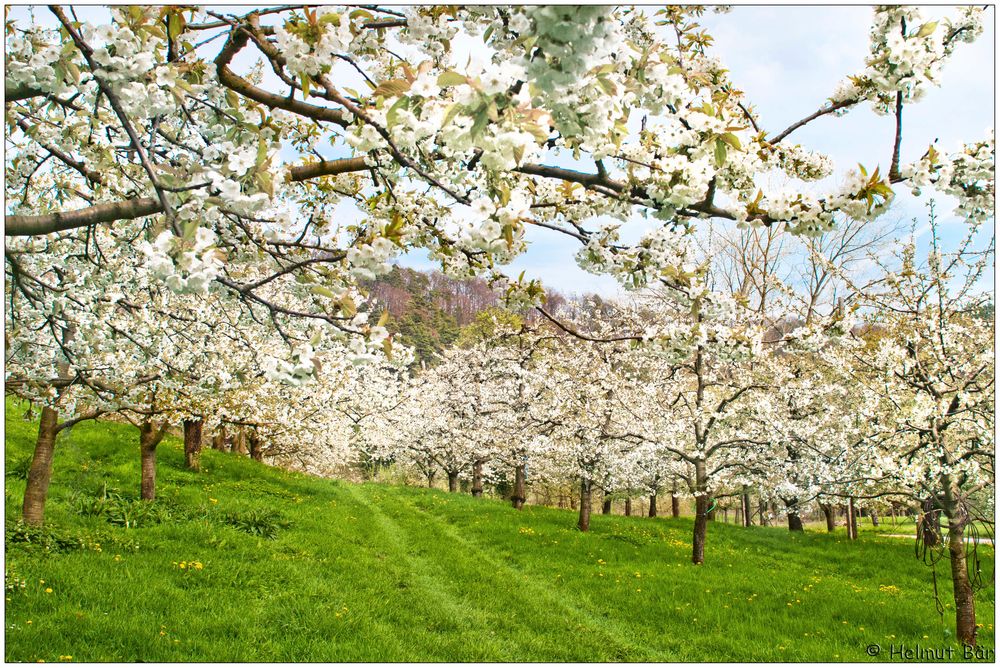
left=4, top=405, right=995, bottom=662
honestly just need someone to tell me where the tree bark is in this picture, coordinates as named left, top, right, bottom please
left=212, top=425, right=227, bottom=451
left=578, top=479, right=592, bottom=532
left=625, top=497, right=632, bottom=516
left=671, top=492, right=680, bottom=518
left=692, top=494, right=709, bottom=565
left=233, top=428, right=249, bottom=456
left=183, top=418, right=203, bottom=471
left=471, top=460, right=483, bottom=498
left=648, top=493, right=657, bottom=517
left=248, top=431, right=264, bottom=462
left=919, top=497, right=942, bottom=547
left=511, top=462, right=526, bottom=510
left=846, top=498, right=858, bottom=540
left=742, top=490, right=752, bottom=527
left=947, top=518, right=977, bottom=646
left=447, top=470, right=459, bottom=493
left=821, top=503, right=836, bottom=532
left=21, top=406, right=59, bottom=526
left=869, top=509, right=879, bottom=527
left=602, top=493, right=612, bottom=515
left=139, top=422, right=165, bottom=501
left=785, top=498, right=804, bottom=531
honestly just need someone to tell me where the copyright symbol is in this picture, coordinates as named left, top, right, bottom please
left=866, top=644, right=881, bottom=657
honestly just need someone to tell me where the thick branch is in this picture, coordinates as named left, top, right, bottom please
left=6, top=157, right=370, bottom=235
left=5, top=83, right=44, bottom=102
left=215, top=25, right=349, bottom=127
left=6, top=198, right=163, bottom=236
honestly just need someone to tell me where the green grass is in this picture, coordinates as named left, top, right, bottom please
left=4, top=400, right=995, bottom=662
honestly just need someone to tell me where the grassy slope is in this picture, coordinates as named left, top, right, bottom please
left=4, top=403, right=995, bottom=662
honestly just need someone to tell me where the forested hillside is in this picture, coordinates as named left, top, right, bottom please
left=366, top=266, right=569, bottom=364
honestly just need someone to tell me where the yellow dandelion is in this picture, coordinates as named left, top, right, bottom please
left=44, top=588, right=52, bottom=594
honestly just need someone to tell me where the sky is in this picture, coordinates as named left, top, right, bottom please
left=8, top=4, right=994, bottom=299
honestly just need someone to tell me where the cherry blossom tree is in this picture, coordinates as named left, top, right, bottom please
left=827, top=203, right=994, bottom=647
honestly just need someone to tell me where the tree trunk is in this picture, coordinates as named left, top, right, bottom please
left=425, top=471, right=435, bottom=488
left=785, top=498, right=804, bottom=531
left=692, top=494, right=709, bottom=565
left=577, top=479, right=592, bottom=532
left=870, top=509, right=879, bottom=527
left=742, top=491, right=752, bottom=527
left=821, top=503, right=836, bottom=532
left=648, top=493, right=657, bottom=517
left=447, top=470, right=459, bottom=493
left=511, top=462, right=526, bottom=510
left=625, top=497, right=632, bottom=516
left=139, top=422, right=165, bottom=501
left=947, top=520, right=977, bottom=646
left=846, top=498, right=858, bottom=540
left=471, top=460, right=483, bottom=498
left=671, top=493, right=680, bottom=518
left=212, top=425, right=227, bottom=451
left=234, top=428, right=249, bottom=456
left=602, top=493, right=612, bottom=515
left=919, top=497, right=942, bottom=547
left=183, top=418, right=203, bottom=471
left=22, top=406, right=59, bottom=526
left=248, top=431, right=264, bottom=462
left=759, top=499, right=769, bottom=526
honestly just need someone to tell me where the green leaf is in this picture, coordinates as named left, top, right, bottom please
left=256, top=136, right=269, bottom=167
left=377, top=309, right=390, bottom=328
left=299, top=73, right=311, bottom=99
left=340, top=295, right=357, bottom=318
left=470, top=107, right=489, bottom=140
left=512, top=142, right=525, bottom=165
left=720, top=132, right=742, bottom=151
left=502, top=224, right=514, bottom=249
left=437, top=71, right=468, bottom=87
left=442, top=103, right=463, bottom=128
left=523, top=121, right=550, bottom=144
left=386, top=95, right=410, bottom=129
left=312, top=285, right=338, bottom=299
left=256, top=169, right=274, bottom=197
left=597, top=75, right=617, bottom=96
left=371, top=79, right=411, bottom=98
left=913, top=21, right=938, bottom=39
left=714, top=138, right=727, bottom=167
left=167, top=11, right=184, bottom=41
